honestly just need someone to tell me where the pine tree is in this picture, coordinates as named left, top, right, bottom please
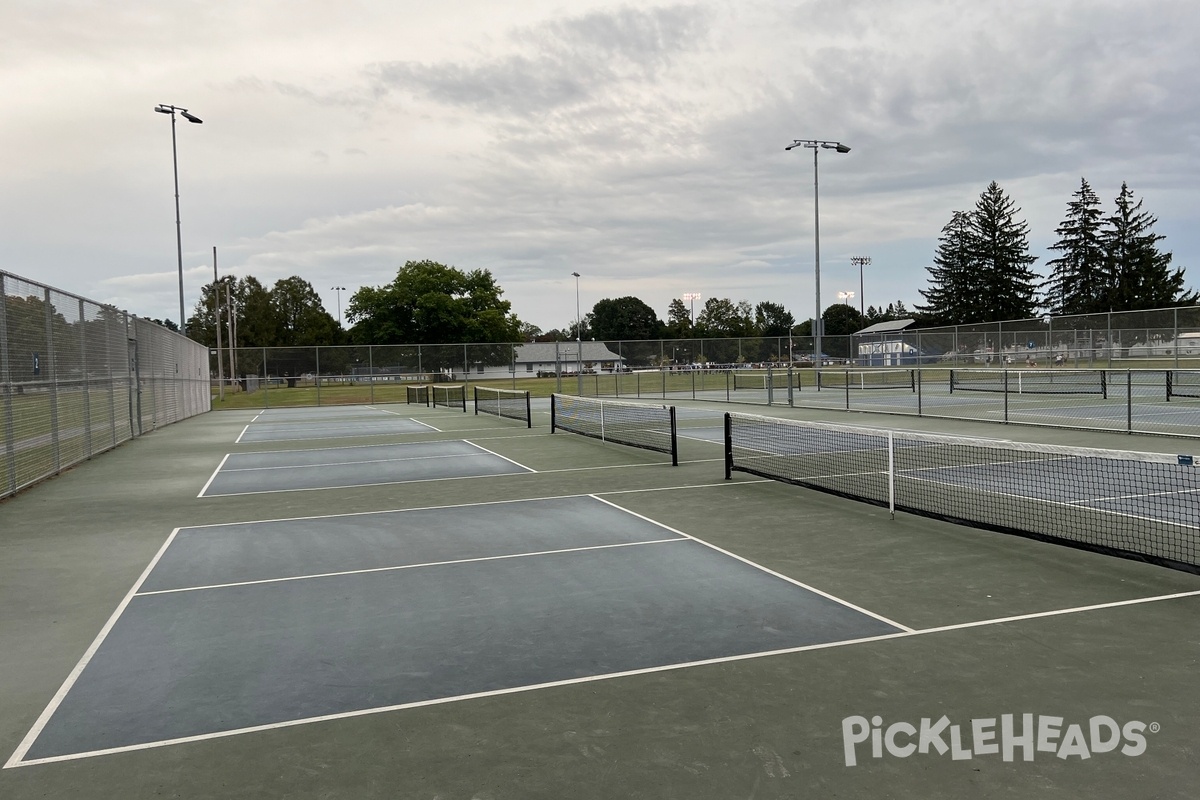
left=970, top=181, right=1040, bottom=322
left=1101, top=182, right=1197, bottom=311
left=1042, top=178, right=1106, bottom=315
left=917, top=210, right=977, bottom=324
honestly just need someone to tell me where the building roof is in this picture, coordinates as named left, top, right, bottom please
left=855, top=318, right=917, bottom=335
left=515, top=342, right=625, bottom=363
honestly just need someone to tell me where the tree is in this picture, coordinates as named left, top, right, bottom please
left=270, top=277, right=341, bottom=347
left=665, top=298, right=691, bottom=338
left=971, top=181, right=1040, bottom=321
left=917, top=210, right=977, bottom=324
left=1042, top=178, right=1107, bottom=316
left=821, top=304, right=865, bottom=358
left=347, top=260, right=523, bottom=346
left=589, top=296, right=663, bottom=342
left=696, top=298, right=753, bottom=338
left=754, top=302, right=794, bottom=336
left=1101, top=182, right=1197, bottom=311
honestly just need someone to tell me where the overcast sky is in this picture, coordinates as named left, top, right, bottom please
left=4, top=0, right=1199, bottom=333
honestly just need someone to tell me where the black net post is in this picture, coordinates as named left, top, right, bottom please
left=669, top=406, right=678, bottom=466
left=724, top=412, right=733, bottom=479
left=550, top=393, right=557, bottom=432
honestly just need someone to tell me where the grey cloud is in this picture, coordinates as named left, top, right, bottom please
left=370, top=4, right=712, bottom=117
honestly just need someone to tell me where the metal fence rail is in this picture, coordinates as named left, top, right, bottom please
left=1, top=270, right=211, bottom=500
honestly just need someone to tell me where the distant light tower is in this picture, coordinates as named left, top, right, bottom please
left=572, top=272, right=583, bottom=396
left=785, top=138, right=850, bottom=365
left=682, top=292, right=701, bottom=336
left=331, top=286, right=346, bottom=326
left=154, top=103, right=203, bottom=336
left=851, top=256, right=871, bottom=317
left=837, top=291, right=855, bottom=306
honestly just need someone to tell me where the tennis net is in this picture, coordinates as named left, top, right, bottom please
left=432, top=384, right=467, bottom=411
left=816, top=370, right=915, bottom=391
left=1167, top=370, right=1200, bottom=400
left=551, top=394, right=678, bottom=465
left=474, top=386, right=532, bottom=427
left=724, top=411, right=1200, bottom=573
left=405, top=385, right=429, bottom=406
left=732, top=370, right=802, bottom=391
left=950, top=368, right=1107, bottom=397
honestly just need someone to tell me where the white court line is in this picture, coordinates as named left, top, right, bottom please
left=4, top=529, right=183, bottom=770
left=219, top=439, right=472, bottom=458
left=1069, top=486, right=1200, bottom=505
left=589, top=495, right=915, bottom=633
left=180, top=479, right=765, bottom=530
left=13, top=587, right=1200, bottom=768
left=463, top=440, right=536, bottom=473
left=220, top=452, right=494, bottom=474
left=136, top=538, right=687, bottom=597
left=234, top=425, right=250, bottom=444
left=201, top=462, right=538, bottom=498
left=196, top=454, right=232, bottom=498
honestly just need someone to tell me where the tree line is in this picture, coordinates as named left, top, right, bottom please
left=186, top=259, right=913, bottom=351
left=918, top=179, right=1196, bottom=325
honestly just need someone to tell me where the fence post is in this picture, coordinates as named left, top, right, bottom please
left=43, top=288, right=61, bottom=473
left=0, top=275, right=15, bottom=497
left=79, top=298, right=92, bottom=459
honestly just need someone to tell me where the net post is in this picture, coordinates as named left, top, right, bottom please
left=1166, top=370, right=1172, bottom=402
left=1003, top=369, right=1009, bottom=423
left=887, top=430, right=895, bottom=519
left=525, top=391, right=532, bottom=428
left=1127, top=369, right=1133, bottom=434
left=550, top=394, right=557, bottom=433
left=473, top=385, right=479, bottom=415
left=844, top=370, right=849, bottom=410
left=916, top=368, right=923, bottom=415
left=723, top=413, right=733, bottom=479
left=1101, top=369, right=1107, bottom=400
left=669, top=405, right=678, bottom=466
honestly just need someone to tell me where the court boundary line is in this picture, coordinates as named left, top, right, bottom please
left=4, top=529, right=184, bottom=769
left=463, top=439, right=537, bottom=472
left=11, top=587, right=1200, bottom=769
left=196, top=454, right=232, bottom=499
left=218, top=439, right=489, bottom=458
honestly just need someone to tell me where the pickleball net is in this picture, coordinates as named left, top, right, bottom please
left=474, top=386, right=532, bottom=427
left=723, top=411, right=1200, bottom=573
left=551, top=394, right=678, bottom=465
left=405, top=385, right=429, bottom=406
left=950, top=368, right=1107, bottom=397
left=1167, top=370, right=1200, bottom=400
left=816, top=370, right=915, bottom=391
left=432, top=384, right=467, bottom=411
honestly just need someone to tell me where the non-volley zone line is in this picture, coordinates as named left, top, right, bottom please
left=200, top=440, right=535, bottom=497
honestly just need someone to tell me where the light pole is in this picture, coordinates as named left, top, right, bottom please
left=213, top=247, right=224, bottom=402
left=331, top=286, right=346, bottom=326
left=838, top=291, right=855, bottom=306
left=851, top=256, right=870, bottom=317
left=682, top=292, right=701, bottom=338
left=155, top=104, right=203, bottom=336
left=785, top=139, right=850, bottom=366
left=572, top=272, right=582, bottom=395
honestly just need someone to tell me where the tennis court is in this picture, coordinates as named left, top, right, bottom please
left=2, top=396, right=1199, bottom=798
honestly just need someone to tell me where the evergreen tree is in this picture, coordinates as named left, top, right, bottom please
left=971, top=181, right=1040, bottom=321
left=1042, top=178, right=1106, bottom=315
left=1100, top=182, right=1197, bottom=311
left=917, top=210, right=976, bottom=324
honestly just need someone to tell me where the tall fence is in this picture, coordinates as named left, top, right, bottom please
left=1, top=270, right=211, bottom=500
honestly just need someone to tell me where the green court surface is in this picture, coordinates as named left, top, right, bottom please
left=1, top=400, right=1199, bottom=799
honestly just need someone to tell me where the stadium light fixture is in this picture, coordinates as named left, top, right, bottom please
left=572, top=272, right=582, bottom=395
left=331, top=286, right=347, bottom=326
left=785, top=139, right=850, bottom=366
left=155, top=103, right=204, bottom=336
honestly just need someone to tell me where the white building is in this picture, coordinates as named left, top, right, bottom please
left=473, top=342, right=626, bottom=380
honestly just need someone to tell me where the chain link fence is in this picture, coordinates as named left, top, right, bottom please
left=2, top=271, right=211, bottom=499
